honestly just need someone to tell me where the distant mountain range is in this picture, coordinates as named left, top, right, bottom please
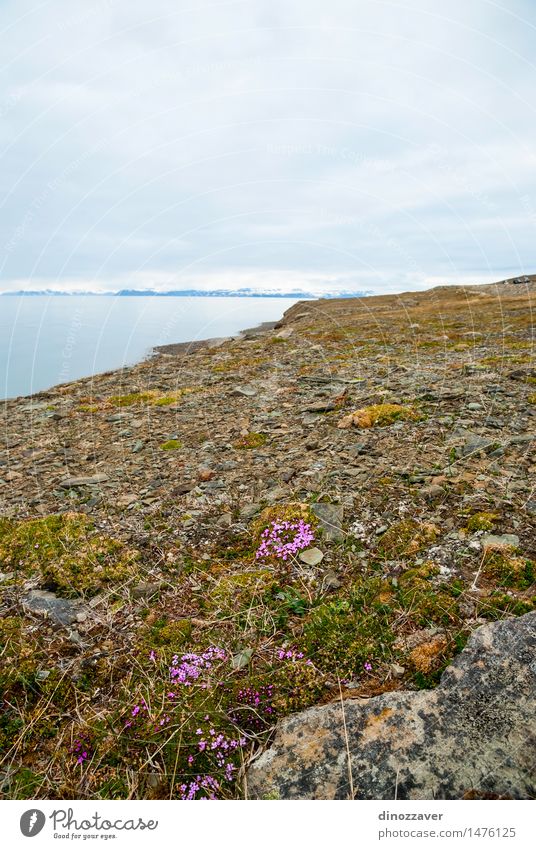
left=1, top=287, right=371, bottom=299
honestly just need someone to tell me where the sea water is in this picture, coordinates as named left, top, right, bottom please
left=0, top=296, right=298, bottom=400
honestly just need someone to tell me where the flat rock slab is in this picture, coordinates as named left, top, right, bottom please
left=311, top=503, right=344, bottom=541
left=299, top=547, right=324, bottom=566
left=23, top=590, right=87, bottom=626
left=59, top=474, right=109, bottom=488
left=247, top=613, right=536, bottom=800
left=481, top=533, right=520, bottom=549
left=231, top=385, right=257, bottom=397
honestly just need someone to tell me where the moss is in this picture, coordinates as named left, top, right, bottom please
left=266, top=658, right=324, bottom=714
left=0, top=513, right=140, bottom=597
left=301, top=561, right=465, bottom=683
left=152, top=395, right=178, bottom=406
left=5, top=768, right=45, bottom=799
left=209, top=535, right=256, bottom=563
left=482, top=551, right=535, bottom=590
left=397, top=565, right=461, bottom=627
left=302, top=577, right=396, bottom=678
left=466, top=512, right=499, bottom=532
left=528, top=394, right=536, bottom=405
left=95, top=770, right=131, bottom=800
left=160, top=439, right=182, bottom=451
left=408, top=636, right=448, bottom=674
left=209, top=569, right=275, bottom=615
left=477, top=591, right=535, bottom=619
left=139, top=616, right=193, bottom=650
left=234, top=432, right=267, bottom=449
left=109, top=391, right=157, bottom=407
left=201, top=569, right=294, bottom=636
left=338, top=403, right=423, bottom=429
left=110, top=389, right=195, bottom=408
left=0, top=617, right=42, bottom=693
left=153, top=388, right=195, bottom=406
left=77, top=404, right=100, bottom=413
left=376, top=520, right=439, bottom=559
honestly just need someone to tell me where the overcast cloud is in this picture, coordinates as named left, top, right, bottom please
left=1, top=0, right=536, bottom=295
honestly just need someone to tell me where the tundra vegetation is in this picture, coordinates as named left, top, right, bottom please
left=0, top=281, right=535, bottom=798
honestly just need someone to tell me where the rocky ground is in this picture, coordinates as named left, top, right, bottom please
left=0, top=279, right=535, bottom=799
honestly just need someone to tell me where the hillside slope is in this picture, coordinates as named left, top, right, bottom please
left=1, top=279, right=535, bottom=799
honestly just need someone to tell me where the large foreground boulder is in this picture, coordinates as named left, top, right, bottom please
left=247, top=613, right=536, bottom=799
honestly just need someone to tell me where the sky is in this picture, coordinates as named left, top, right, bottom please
left=1, top=0, right=536, bottom=295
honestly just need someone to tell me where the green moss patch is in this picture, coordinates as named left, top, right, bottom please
left=482, top=551, right=535, bottom=590
left=375, top=520, right=439, bottom=559
left=109, top=388, right=195, bottom=408
left=109, top=391, right=157, bottom=407
left=466, top=512, right=499, bottom=532
left=160, top=439, right=182, bottom=451
left=301, top=566, right=465, bottom=685
left=0, top=513, right=140, bottom=597
left=234, top=432, right=267, bottom=449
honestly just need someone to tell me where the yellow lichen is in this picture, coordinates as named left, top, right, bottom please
left=338, top=403, right=422, bottom=429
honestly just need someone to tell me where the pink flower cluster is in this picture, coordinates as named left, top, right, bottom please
left=255, top=520, right=315, bottom=561
left=123, top=697, right=149, bottom=730
left=180, top=728, right=247, bottom=800
left=229, top=684, right=275, bottom=732
left=276, top=647, right=313, bottom=666
left=276, top=648, right=304, bottom=661
left=180, top=774, right=220, bottom=801
left=170, top=647, right=227, bottom=686
left=71, top=735, right=91, bottom=766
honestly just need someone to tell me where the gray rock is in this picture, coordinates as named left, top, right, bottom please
left=311, top=503, right=344, bottom=541
left=508, top=434, right=535, bottom=445
left=231, top=647, right=254, bottom=670
left=346, top=443, right=367, bottom=457
left=231, top=385, right=257, bottom=397
left=116, top=493, right=138, bottom=507
left=239, top=503, right=261, bottom=519
left=59, top=474, right=109, bottom=488
left=264, top=486, right=288, bottom=504
left=247, top=613, right=536, bottom=800
left=481, top=533, right=520, bottom=549
left=132, top=440, right=144, bottom=453
left=299, top=547, right=324, bottom=566
left=217, top=512, right=233, bottom=528
left=302, top=400, right=337, bottom=413
left=23, top=590, right=86, bottom=626
left=458, top=437, right=497, bottom=458
left=131, top=581, right=165, bottom=599
left=420, top=484, right=444, bottom=500
left=322, top=570, right=342, bottom=591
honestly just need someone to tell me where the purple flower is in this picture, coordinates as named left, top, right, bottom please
left=256, top=520, right=315, bottom=561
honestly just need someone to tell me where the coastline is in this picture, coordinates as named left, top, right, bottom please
left=3, top=277, right=534, bottom=403
left=1, top=300, right=303, bottom=403
left=152, top=319, right=281, bottom=357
